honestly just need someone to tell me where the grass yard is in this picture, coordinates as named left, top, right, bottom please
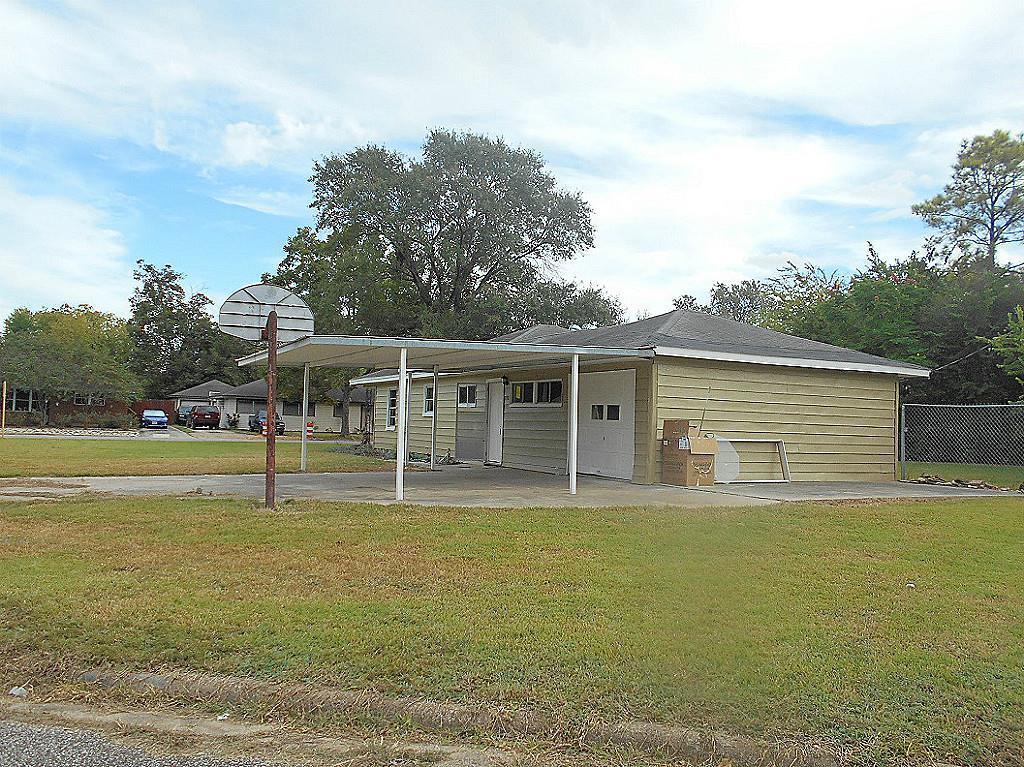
left=906, top=461, right=1024, bottom=488
left=0, top=438, right=389, bottom=477
left=2, top=497, right=1023, bottom=765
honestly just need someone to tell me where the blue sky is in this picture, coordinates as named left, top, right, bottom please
left=2, top=0, right=1023, bottom=322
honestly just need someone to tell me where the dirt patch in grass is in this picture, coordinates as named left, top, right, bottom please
left=0, top=479, right=86, bottom=488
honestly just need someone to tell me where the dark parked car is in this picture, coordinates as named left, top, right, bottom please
left=175, top=405, right=193, bottom=425
left=187, top=405, right=221, bottom=429
left=248, top=409, right=285, bottom=435
left=140, top=409, right=169, bottom=429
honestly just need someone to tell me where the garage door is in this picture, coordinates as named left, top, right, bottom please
left=578, top=369, right=635, bottom=479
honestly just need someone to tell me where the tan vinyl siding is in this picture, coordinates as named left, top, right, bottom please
left=502, top=368, right=568, bottom=474
left=367, top=360, right=655, bottom=482
left=655, top=357, right=898, bottom=482
left=371, top=378, right=456, bottom=458
left=631, top=362, right=655, bottom=484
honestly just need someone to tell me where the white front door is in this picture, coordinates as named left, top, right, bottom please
left=578, top=369, right=636, bottom=479
left=486, top=380, right=504, bottom=464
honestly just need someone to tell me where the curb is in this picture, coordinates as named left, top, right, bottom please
left=79, top=668, right=837, bottom=767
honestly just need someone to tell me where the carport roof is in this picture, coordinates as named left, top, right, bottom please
left=237, top=335, right=651, bottom=373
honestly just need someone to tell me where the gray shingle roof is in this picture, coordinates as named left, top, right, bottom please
left=489, top=324, right=570, bottom=343
left=168, top=379, right=234, bottom=398
left=493, top=310, right=929, bottom=373
left=218, top=378, right=268, bottom=399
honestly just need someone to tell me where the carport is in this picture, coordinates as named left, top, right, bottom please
left=238, top=335, right=652, bottom=500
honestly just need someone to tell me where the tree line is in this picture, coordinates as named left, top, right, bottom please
left=2, top=128, right=1023, bottom=423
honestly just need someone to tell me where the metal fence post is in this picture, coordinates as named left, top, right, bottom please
left=899, top=403, right=907, bottom=480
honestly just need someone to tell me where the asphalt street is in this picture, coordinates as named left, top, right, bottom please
left=0, top=720, right=302, bottom=767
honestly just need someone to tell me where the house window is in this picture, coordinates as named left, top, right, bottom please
left=386, top=388, right=398, bottom=429
left=9, top=389, right=37, bottom=412
left=333, top=401, right=345, bottom=418
left=236, top=399, right=256, bottom=415
left=308, top=402, right=316, bottom=418
left=511, top=382, right=534, bottom=404
left=74, top=393, right=106, bottom=406
left=423, top=385, right=435, bottom=417
left=512, top=380, right=563, bottom=407
left=282, top=401, right=300, bottom=416
left=607, top=404, right=621, bottom=421
left=457, top=384, right=477, bottom=408
left=591, top=404, right=605, bottom=420
left=536, top=380, right=563, bottom=404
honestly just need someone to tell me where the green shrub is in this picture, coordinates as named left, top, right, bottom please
left=3, top=411, right=45, bottom=427
left=52, top=412, right=136, bottom=429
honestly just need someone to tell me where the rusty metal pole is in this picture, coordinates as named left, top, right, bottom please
left=265, top=311, right=278, bottom=509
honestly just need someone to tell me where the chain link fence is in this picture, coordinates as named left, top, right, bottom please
left=900, top=403, right=1024, bottom=480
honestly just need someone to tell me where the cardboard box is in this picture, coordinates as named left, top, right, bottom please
left=661, top=417, right=717, bottom=486
left=662, top=453, right=716, bottom=486
left=661, top=419, right=719, bottom=456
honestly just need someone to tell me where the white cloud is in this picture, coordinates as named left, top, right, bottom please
left=212, top=186, right=311, bottom=218
left=1, top=0, right=1023, bottom=315
left=0, top=179, right=132, bottom=320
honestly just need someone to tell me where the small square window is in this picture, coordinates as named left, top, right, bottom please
left=458, top=384, right=477, bottom=407
left=591, top=404, right=604, bottom=420
left=607, top=404, right=620, bottom=421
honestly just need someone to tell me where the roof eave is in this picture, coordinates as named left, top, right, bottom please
left=652, top=345, right=931, bottom=378
left=237, top=334, right=653, bottom=368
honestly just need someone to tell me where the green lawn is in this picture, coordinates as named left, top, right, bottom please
left=906, top=461, right=1024, bottom=488
left=1, top=497, right=1023, bottom=765
left=0, top=438, right=389, bottom=477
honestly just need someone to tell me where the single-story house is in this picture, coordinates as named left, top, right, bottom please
left=4, top=387, right=134, bottom=426
left=168, top=379, right=233, bottom=412
left=339, top=309, right=928, bottom=485
left=215, top=378, right=370, bottom=432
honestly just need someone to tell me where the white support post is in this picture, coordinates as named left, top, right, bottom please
left=300, top=362, right=310, bottom=472
left=569, top=353, right=579, bottom=495
left=430, top=365, right=439, bottom=471
left=396, top=348, right=409, bottom=501
left=406, top=371, right=413, bottom=466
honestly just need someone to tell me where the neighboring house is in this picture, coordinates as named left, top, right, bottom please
left=216, top=378, right=370, bottom=433
left=167, top=379, right=233, bottom=411
left=4, top=387, right=132, bottom=424
left=351, top=308, right=929, bottom=483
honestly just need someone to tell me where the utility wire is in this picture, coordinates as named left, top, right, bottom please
left=931, top=344, right=991, bottom=373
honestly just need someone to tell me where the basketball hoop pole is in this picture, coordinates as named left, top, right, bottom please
left=264, top=311, right=278, bottom=509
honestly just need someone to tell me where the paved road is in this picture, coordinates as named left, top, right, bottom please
left=0, top=720, right=300, bottom=767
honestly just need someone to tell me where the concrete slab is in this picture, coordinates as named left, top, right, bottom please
left=0, top=465, right=769, bottom=508
left=2, top=467, right=1019, bottom=507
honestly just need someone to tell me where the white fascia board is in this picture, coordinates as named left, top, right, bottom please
left=238, top=335, right=652, bottom=367
left=350, top=371, right=440, bottom=386
left=653, top=346, right=931, bottom=378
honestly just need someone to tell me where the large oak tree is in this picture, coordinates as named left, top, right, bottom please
left=302, top=130, right=618, bottom=339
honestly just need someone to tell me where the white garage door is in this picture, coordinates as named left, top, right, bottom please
left=578, top=369, right=636, bottom=480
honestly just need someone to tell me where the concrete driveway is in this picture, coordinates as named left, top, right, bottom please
left=1, top=465, right=1016, bottom=507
